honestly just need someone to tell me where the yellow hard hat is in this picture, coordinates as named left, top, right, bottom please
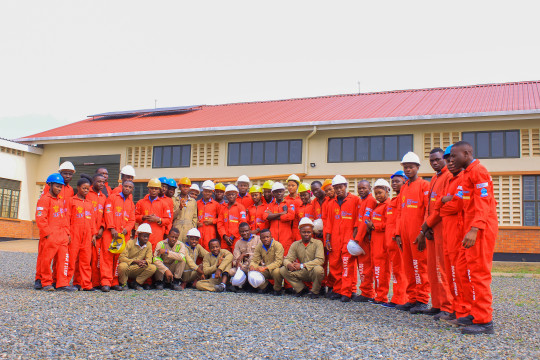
left=178, top=177, right=191, bottom=186
left=108, top=233, right=126, bottom=254
left=298, top=182, right=311, bottom=193
left=322, top=179, right=333, bottom=190
left=262, top=180, right=275, bottom=190
left=286, top=174, right=301, bottom=184
left=249, top=185, right=262, bottom=194
left=147, top=178, right=162, bottom=188
left=215, top=182, right=226, bottom=191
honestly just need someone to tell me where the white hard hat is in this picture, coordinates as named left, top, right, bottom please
left=186, top=228, right=201, bottom=238
left=137, top=223, right=152, bottom=234
left=401, top=151, right=421, bottom=165
left=231, top=269, right=247, bottom=287
left=58, top=161, right=75, bottom=172
left=313, top=219, right=323, bottom=233
left=225, top=184, right=239, bottom=193
left=190, top=184, right=200, bottom=193
left=347, top=240, right=365, bottom=256
left=237, top=175, right=250, bottom=183
left=201, top=180, right=215, bottom=191
left=373, top=179, right=391, bottom=190
left=248, top=271, right=265, bottom=288
left=120, top=165, right=136, bottom=177
left=332, top=175, right=348, bottom=186
left=287, top=174, right=301, bottom=183
left=271, top=182, right=285, bottom=192
left=298, top=217, right=314, bottom=229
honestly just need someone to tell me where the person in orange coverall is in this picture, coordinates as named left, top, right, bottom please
left=310, top=180, right=333, bottom=295
left=217, top=185, right=247, bottom=252
left=35, top=173, right=73, bottom=292
left=293, top=183, right=314, bottom=241
left=236, top=175, right=254, bottom=209
left=325, top=175, right=359, bottom=302
left=247, top=185, right=269, bottom=235
left=449, top=141, right=498, bottom=335
left=100, top=181, right=136, bottom=292
left=158, top=177, right=175, bottom=236
left=353, top=180, right=377, bottom=302
left=263, top=182, right=296, bottom=254
left=67, top=178, right=96, bottom=291
left=197, top=180, right=220, bottom=250
left=135, top=179, right=171, bottom=252
left=87, top=174, right=107, bottom=290
left=394, top=152, right=431, bottom=314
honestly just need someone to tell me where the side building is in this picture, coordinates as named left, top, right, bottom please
left=19, top=81, right=540, bottom=260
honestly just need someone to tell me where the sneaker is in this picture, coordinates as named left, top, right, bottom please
left=381, top=302, right=397, bottom=308
left=410, top=302, right=429, bottom=314
left=340, top=295, right=351, bottom=302
left=395, top=302, right=415, bottom=311
left=433, top=311, right=451, bottom=321
left=308, top=292, right=320, bottom=299
left=101, top=285, right=110, bottom=292
left=461, top=322, right=495, bottom=335
left=172, top=279, right=182, bottom=291
left=214, top=283, right=226, bottom=292
left=457, top=315, right=474, bottom=327
left=34, top=279, right=42, bottom=290
left=42, top=285, right=55, bottom=291
left=421, top=307, right=440, bottom=316
left=154, top=281, right=164, bottom=290
left=56, top=286, right=77, bottom=292
left=352, top=295, right=372, bottom=303
left=142, top=284, right=152, bottom=290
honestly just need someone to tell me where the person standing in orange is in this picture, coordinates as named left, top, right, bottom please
left=100, top=180, right=136, bottom=292
left=87, top=173, right=107, bottom=290
left=449, top=141, right=498, bottom=335
left=67, top=178, right=96, bottom=291
left=394, top=152, right=431, bottom=314
left=110, top=165, right=136, bottom=197
left=158, top=177, right=175, bottom=236
left=247, top=185, right=269, bottom=234
left=236, top=175, right=254, bottom=209
left=285, top=174, right=303, bottom=208
left=325, top=175, right=359, bottom=302
left=95, top=168, right=112, bottom=196
left=217, top=185, right=247, bottom=252
left=35, top=173, right=73, bottom=292
left=261, top=180, right=274, bottom=205
left=293, top=183, right=314, bottom=241
left=263, top=182, right=296, bottom=254
left=197, top=180, right=220, bottom=250
left=135, top=179, right=171, bottom=252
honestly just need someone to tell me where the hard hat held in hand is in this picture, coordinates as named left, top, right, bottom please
left=313, top=219, right=323, bottom=233
left=401, top=151, right=421, bottom=165
left=248, top=271, right=265, bottom=288
left=231, top=269, right=247, bottom=286
left=109, top=233, right=126, bottom=254
left=120, top=165, right=136, bottom=177
left=347, top=240, right=365, bottom=256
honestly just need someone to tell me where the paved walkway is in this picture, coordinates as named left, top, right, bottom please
left=0, top=239, right=38, bottom=253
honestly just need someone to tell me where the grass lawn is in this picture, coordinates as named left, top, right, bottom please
left=492, top=261, right=540, bottom=274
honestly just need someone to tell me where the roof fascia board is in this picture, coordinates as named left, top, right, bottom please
left=19, top=109, right=540, bottom=144
left=0, top=138, right=43, bottom=154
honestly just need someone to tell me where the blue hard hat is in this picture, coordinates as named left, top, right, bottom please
left=391, top=170, right=408, bottom=180
left=444, top=144, right=453, bottom=157
left=158, top=177, right=168, bottom=184
left=46, top=173, right=65, bottom=185
left=166, top=178, right=178, bottom=188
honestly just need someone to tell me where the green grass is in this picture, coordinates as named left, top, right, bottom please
left=491, top=262, right=540, bottom=274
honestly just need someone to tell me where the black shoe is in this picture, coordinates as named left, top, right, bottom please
left=154, top=281, right=164, bottom=290
left=433, top=311, right=451, bottom=321
left=461, top=322, right=494, bottom=335
left=457, top=315, right=474, bottom=326
left=295, top=288, right=309, bottom=297
left=56, top=286, right=77, bottom=292
left=352, top=295, right=372, bottom=303
left=284, top=288, right=296, bottom=295
left=227, top=285, right=238, bottom=293
left=42, top=285, right=55, bottom=291
left=319, top=287, right=327, bottom=296
left=258, top=286, right=271, bottom=294
left=329, top=292, right=342, bottom=300
left=410, top=302, right=429, bottom=314
left=439, top=312, right=456, bottom=321
left=381, top=302, right=397, bottom=308
left=34, top=279, right=42, bottom=290
left=421, top=307, right=440, bottom=316
left=272, top=289, right=283, bottom=296
left=172, top=279, right=182, bottom=291
left=101, top=285, right=110, bottom=292
left=130, top=283, right=143, bottom=291
left=83, top=288, right=97, bottom=292
left=214, top=283, right=226, bottom=292
left=74, top=285, right=82, bottom=291
left=325, top=290, right=335, bottom=299
left=142, top=284, right=152, bottom=290
left=340, top=295, right=351, bottom=303
left=308, top=292, right=320, bottom=299
left=371, top=300, right=384, bottom=305
left=111, top=285, right=123, bottom=291
left=395, top=302, right=415, bottom=311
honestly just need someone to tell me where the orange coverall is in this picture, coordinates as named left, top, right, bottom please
left=395, top=178, right=431, bottom=304
left=135, top=194, right=171, bottom=251
left=370, top=199, right=391, bottom=303
left=311, top=197, right=333, bottom=289
left=263, top=199, right=296, bottom=254
left=161, top=195, right=174, bottom=234
left=35, top=192, right=71, bottom=288
left=385, top=196, right=407, bottom=305
left=237, top=193, right=254, bottom=209
left=460, top=159, right=498, bottom=324
left=247, top=202, right=269, bottom=234
left=197, top=198, right=220, bottom=250
left=87, top=188, right=106, bottom=288
left=355, top=193, right=377, bottom=299
left=217, top=202, right=247, bottom=252
left=293, top=201, right=314, bottom=241
left=100, top=192, right=136, bottom=287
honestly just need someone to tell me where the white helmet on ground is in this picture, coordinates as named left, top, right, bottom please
left=313, top=219, right=323, bottom=233
left=347, top=240, right=365, bottom=256
left=373, top=179, right=391, bottom=191
left=225, top=184, right=239, bottom=193
left=248, top=271, right=265, bottom=288
left=271, top=182, right=285, bottom=192
left=58, top=161, right=76, bottom=172
left=186, top=228, right=201, bottom=238
left=401, top=152, right=421, bottom=165
left=237, top=175, right=250, bottom=183
left=201, top=180, right=215, bottom=191
left=137, top=223, right=152, bottom=234
left=121, top=165, right=136, bottom=177
left=231, top=269, right=247, bottom=287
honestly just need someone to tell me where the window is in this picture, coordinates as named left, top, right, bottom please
left=0, top=178, right=21, bottom=219
left=228, top=140, right=302, bottom=166
left=523, top=175, right=540, bottom=226
left=328, top=135, right=413, bottom=162
left=132, top=183, right=148, bottom=203
left=462, top=130, right=520, bottom=159
left=153, top=145, right=191, bottom=168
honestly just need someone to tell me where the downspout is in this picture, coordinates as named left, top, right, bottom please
left=304, top=126, right=318, bottom=175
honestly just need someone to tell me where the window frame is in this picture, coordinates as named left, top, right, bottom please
left=327, top=134, right=413, bottom=163
left=227, top=139, right=303, bottom=166
left=523, top=175, right=540, bottom=227
left=152, top=145, right=191, bottom=168
left=461, top=130, right=520, bottom=159
left=0, top=178, right=21, bottom=219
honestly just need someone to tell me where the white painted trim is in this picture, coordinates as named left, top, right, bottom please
left=0, top=138, right=43, bottom=154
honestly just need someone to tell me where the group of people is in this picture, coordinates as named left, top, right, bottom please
left=34, top=141, right=498, bottom=335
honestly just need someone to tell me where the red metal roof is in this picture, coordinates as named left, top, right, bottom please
left=21, top=80, right=540, bottom=141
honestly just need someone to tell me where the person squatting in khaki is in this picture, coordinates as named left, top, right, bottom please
left=117, top=223, right=157, bottom=290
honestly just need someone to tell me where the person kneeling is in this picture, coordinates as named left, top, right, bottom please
left=118, top=223, right=157, bottom=290
left=153, top=227, right=198, bottom=291
left=196, top=238, right=233, bottom=292
left=229, top=222, right=261, bottom=291
left=249, top=228, right=284, bottom=295
left=279, top=217, right=325, bottom=299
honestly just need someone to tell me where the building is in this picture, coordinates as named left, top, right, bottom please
left=17, top=80, right=540, bottom=260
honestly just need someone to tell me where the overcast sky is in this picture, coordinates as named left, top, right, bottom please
left=1, top=0, right=539, bottom=140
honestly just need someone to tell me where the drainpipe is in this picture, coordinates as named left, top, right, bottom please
left=304, top=126, right=318, bottom=175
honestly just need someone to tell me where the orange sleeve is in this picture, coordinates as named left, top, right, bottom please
left=124, top=200, right=136, bottom=233
left=36, top=196, right=52, bottom=238
left=135, top=201, right=145, bottom=224
left=470, top=167, right=495, bottom=230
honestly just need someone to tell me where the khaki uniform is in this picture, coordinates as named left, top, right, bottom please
left=229, top=235, right=261, bottom=277
left=118, top=239, right=157, bottom=285
left=153, top=240, right=198, bottom=281
left=196, top=249, right=233, bottom=292
left=279, top=238, right=325, bottom=294
left=250, top=240, right=284, bottom=291
left=173, top=196, right=198, bottom=242
left=182, top=243, right=209, bottom=283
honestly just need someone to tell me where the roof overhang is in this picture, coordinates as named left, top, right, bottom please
left=0, top=138, right=43, bottom=154
left=18, top=109, right=540, bottom=145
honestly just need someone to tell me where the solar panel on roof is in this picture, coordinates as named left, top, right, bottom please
left=88, top=105, right=203, bottom=120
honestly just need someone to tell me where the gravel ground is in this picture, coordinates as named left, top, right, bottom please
left=0, top=252, right=538, bottom=359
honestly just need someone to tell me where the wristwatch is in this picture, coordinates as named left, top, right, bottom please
left=300, top=263, right=304, bottom=269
